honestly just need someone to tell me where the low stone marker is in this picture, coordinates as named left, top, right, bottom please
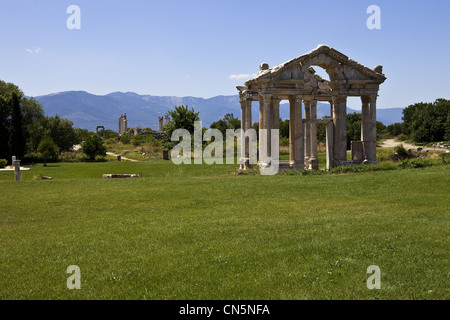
left=13, top=159, right=20, bottom=181
left=163, top=150, right=169, bottom=160
left=102, top=174, right=140, bottom=179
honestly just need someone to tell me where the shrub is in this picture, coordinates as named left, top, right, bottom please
left=393, top=144, right=410, bottom=160
left=396, top=134, right=408, bottom=142
left=82, top=134, right=107, bottom=161
left=0, top=159, right=7, bottom=168
left=37, top=136, right=59, bottom=166
left=400, top=158, right=436, bottom=169
left=119, top=134, right=131, bottom=144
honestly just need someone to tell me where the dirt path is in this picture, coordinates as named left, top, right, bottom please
left=380, top=139, right=421, bottom=150
left=106, top=152, right=139, bottom=162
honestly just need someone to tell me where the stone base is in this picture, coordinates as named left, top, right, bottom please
left=103, top=174, right=140, bottom=179
left=362, top=159, right=378, bottom=165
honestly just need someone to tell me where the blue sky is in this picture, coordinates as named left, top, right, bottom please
left=0, top=0, right=449, bottom=109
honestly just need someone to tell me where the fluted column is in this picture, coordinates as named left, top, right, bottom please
left=271, top=98, right=280, bottom=131
left=332, top=95, right=348, bottom=166
left=240, top=99, right=247, bottom=169
left=289, top=95, right=304, bottom=170
left=245, top=100, right=252, bottom=169
left=259, top=94, right=272, bottom=166
left=365, top=95, right=377, bottom=164
left=304, top=100, right=311, bottom=168
left=309, top=100, right=318, bottom=170
left=361, top=96, right=370, bottom=163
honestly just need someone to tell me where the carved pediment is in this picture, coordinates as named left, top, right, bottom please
left=245, top=45, right=386, bottom=87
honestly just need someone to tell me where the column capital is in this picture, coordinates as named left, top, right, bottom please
left=259, top=93, right=273, bottom=101
left=361, top=95, right=371, bottom=104
left=271, top=96, right=282, bottom=103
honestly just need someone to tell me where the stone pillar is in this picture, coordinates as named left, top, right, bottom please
left=289, top=96, right=296, bottom=165
left=13, top=160, right=20, bottom=181
left=259, top=94, right=272, bottom=165
left=240, top=100, right=247, bottom=169
left=259, top=97, right=264, bottom=165
left=332, top=95, right=348, bottom=166
left=294, top=96, right=304, bottom=170
left=245, top=100, right=252, bottom=169
left=304, top=100, right=311, bottom=168
left=158, top=116, right=164, bottom=132
left=361, top=96, right=370, bottom=162
left=289, top=95, right=303, bottom=170
left=326, top=120, right=334, bottom=170
left=329, top=100, right=333, bottom=119
left=271, top=98, right=280, bottom=130
left=309, top=100, right=318, bottom=170
left=365, top=95, right=378, bottom=164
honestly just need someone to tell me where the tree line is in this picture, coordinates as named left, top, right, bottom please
left=385, top=98, right=449, bottom=143
left=0, top=80, right=105, bottom=164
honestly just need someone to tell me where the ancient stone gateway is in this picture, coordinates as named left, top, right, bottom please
left=237, top=45, right=386, bottom=171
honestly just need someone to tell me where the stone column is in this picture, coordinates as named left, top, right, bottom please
left=361, top=96, right=370, bottom=162
left=289, top=96, right=296, bottom=166
left=294, top=96, right=304, bottom=170
left=289, top=95, right=303, bottom=170
left=304, top=100, right=311, bottom=168
left=309, top=100, right=318, bottom=170
left=259, top=97, right=264, bottom=165
left=240, top=99, right=247, bottom=169
left=158, top=117, right=164, bottom=132
left=245, top=100, right=252, bottom=169
left=262, top=94, right=272, bottom=165
left=326, top=120, right=334, bottom=170
left=332, top=95, right=348, bottom=166
left=329, top=100, right=334, bottom=119
left=13, top=160, right=20, bottom=182
left=271, top=98, right=280, bottom=130
left=365, top=95, right=378, bottom=164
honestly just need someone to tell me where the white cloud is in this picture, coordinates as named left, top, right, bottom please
left=26, top=47, right=42, bottom=54
left=228, top=73, right=256, bottom=80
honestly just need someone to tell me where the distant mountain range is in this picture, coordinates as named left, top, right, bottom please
left=34, top=91, right=404, bottom=131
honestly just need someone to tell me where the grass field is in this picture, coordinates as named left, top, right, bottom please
left=0, top=158, right=449, bottom=300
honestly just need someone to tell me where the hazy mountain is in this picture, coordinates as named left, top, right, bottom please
left=34, top=91, right=403, bottom=131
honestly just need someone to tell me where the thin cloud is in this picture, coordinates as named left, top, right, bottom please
left=26, top=47, right=42, bottom=54
left=229, top=73, right=256, bottom=80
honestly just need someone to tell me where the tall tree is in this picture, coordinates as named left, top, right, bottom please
left=44, top=115, right=78, bottom=152
left=163, top=105, right=200, bottom=149
left=9, top=92, right=26, bottom=159
left=210, top=113, right=241, bottom=136
left=0, top=96, right=11, bottom=160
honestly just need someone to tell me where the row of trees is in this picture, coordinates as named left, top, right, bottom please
left=0, top=80, right=105, bottom=164
left=386, top=98, right=449, bottom=142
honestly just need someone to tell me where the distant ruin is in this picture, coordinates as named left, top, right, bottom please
left=118, top=114, right=127, bottom=135
left=119, top=113, right=170, bottom=140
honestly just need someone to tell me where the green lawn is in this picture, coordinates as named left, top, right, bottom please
left=0, top=160, right=448, bottom=300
